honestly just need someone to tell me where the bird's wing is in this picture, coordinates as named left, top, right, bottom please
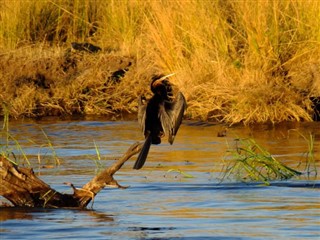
left=159, top=92, right=187, bottom=144
left=137, top=96, right=147, bottom=134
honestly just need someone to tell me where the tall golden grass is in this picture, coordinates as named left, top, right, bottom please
left=0, top=0, right=319, bottom=124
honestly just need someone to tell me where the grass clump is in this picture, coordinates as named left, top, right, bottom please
left=221, top=138, right=302, bottom=184
left=0, top=0, right=320, bottom=124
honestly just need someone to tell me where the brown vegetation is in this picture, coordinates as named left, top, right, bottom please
left=1, top=0, right=320, bottom=124
left=1, top=45, right=141, bottom=119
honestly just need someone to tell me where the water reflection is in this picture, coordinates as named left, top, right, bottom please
left=1, top=119, right=319, bottom=239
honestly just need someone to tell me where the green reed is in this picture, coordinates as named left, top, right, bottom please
left=40, top=129, right=61, bottom=166
left=291, top=130, right=317, bottom=178
left=220, top=138, right=302, bottom=184
left=0, top=105, right=60, bottom=166
left=305, top=133, right=317, bottom=178
left=0, top=103, right=29, bottom=165
left=92, top=140, right=103, bottom=170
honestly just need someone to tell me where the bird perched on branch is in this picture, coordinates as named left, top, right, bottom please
left=133, top=73, right=187, bottom=170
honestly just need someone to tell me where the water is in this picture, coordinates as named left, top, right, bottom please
left=1, top=119, right=319, bottom=239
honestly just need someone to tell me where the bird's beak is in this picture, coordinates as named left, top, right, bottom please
left=152, top=73, right=176, bottom=88
left=159, top=73, right=176, bottom=81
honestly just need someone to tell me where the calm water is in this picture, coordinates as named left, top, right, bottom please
left=1, top=119, right=319, bottom=239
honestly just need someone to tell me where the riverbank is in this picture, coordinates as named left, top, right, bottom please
left=1, top=43, right=319, bottom=124
left=1, top=0, right=319, bottom=124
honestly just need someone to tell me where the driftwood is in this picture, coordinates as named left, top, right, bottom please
left=0, top=142, right=142, bottom=209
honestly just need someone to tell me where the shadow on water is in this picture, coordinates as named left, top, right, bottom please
left=0, top=207, right=114, bottom=222
left=1, top=119, right=320, bottom=239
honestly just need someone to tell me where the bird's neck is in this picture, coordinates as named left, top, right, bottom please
left=150, top=93, right=165, bottom=103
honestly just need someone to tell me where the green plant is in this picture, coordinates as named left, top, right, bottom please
left=220, top=138, right=302, bottom=184
left=40, top=129, right=60, bottom=166
left=0, top=110, right=60, bottom=166
left=1, top=102, right=10, bottom=152
left=0, top=102, right=29, bottom=165
left=304, top=133, right=317, bottom=178
left=290, top=130, right=317, bottom=178
left=92, top=140, right=103, bottom=170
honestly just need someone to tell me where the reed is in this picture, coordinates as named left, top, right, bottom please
left=92, top=140, right=103, bottom=170
left=0, top=106, right=60, bottom=166
left=220, top=138, right=302, bottom=184
left=304, top=133, right=317, bottom=178
left=41, top=129, right=60, bottom=166
left=291, top=130, right=318, bottom=178
left=1, top=0, right=319, bottom=124
left=0, top=114, right=29, bottom=165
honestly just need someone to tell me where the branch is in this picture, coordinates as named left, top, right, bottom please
left=76, top=142, right=143, bottom=207
left=0, top=142, right=143, bottom=208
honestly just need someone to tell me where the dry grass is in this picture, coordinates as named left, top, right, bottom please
left=0, top=45, right=139, bottom=118
left=0, top=0, right=319, bottom=124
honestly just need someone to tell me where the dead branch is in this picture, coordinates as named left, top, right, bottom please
left=0, top=142, right=143, bottom=209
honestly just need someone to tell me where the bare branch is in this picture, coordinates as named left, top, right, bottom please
left=0, top=142, right=143, bottom=209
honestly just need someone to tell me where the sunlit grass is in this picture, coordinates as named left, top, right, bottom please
left=0, top=0, right=319, bottom=124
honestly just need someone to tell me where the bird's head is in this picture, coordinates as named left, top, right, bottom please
left=150, top=73, right=175, bottom=96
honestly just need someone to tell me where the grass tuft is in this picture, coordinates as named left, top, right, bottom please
left=221, top=138, right=302, bottom=184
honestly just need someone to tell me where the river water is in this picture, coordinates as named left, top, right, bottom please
left=1, top=119, right=319, bottom=239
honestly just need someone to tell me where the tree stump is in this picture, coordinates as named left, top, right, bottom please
left=0, top=142, right=142, bottom=209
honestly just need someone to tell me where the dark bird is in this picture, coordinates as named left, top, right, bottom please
left=133, top=73, right=187, bottom=169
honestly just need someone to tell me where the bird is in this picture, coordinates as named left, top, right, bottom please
left=133, top=73, right=187, bottom=169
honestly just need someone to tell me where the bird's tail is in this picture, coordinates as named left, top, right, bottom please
left=133, top=133, right=152, bottom=170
